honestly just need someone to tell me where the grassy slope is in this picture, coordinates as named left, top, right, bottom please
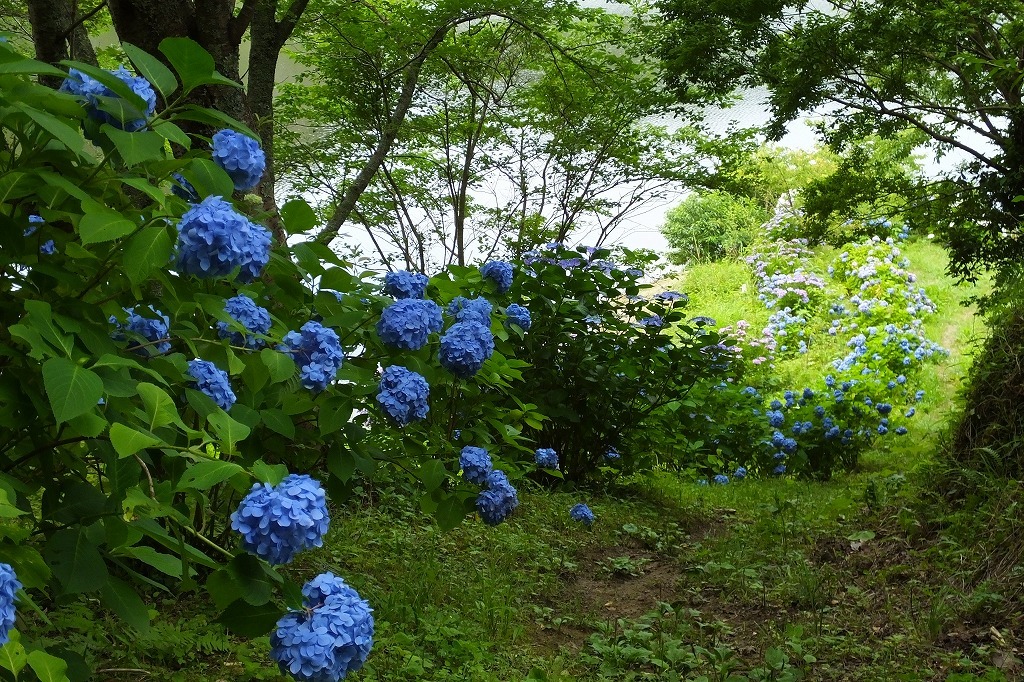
left=92, top=240, right=1008, bottom=681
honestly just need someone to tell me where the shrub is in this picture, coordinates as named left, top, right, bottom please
left=661, top=190, right=767, bottom=264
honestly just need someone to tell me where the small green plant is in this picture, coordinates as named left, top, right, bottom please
left=600, top=555, right=652, bottom=578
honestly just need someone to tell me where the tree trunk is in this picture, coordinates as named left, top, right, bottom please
left=26, top=0, right=98, bottom=86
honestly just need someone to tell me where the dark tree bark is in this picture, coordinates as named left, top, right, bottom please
left=26, top=0, right=99, bottom=86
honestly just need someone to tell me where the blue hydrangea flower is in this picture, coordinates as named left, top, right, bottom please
left=176, top=196, right=272, bottom=281
left=171, top=173, right=200, bottom=202
left=60, top=66, right=156, bottom=131
left=535, top=448, right=558, bottom=469
left=280, top=321, right=344, bottom=391
left=211, top=129, right=266, bottom=191
left=187, top=359, right=236, bottom=410
left=231, top=474, right=330, bottom=565
left=270, top=572, right=373, bottom=681
left=569, top=503, right=595, bottom=526
left=0, top=563, right=20, bottom=646
left=24, top=214, right=43, bottom=236
left=639, top=315, right=664, bottom=328
left=767, top=410, right=785, bottom=427
left=480, top=261, right=514, bottom=293
left=895, top=426, right=908, bottom=435
left=733, top=467, right=747, bottom=479
left=915, top=390, right=926, bottom=401
left=877, top=424, right=888, bottom=435
left=39, top=239, right=56, bottom=255
left=217, top=294, right=271, bottom=349
left=447, top=297, right=492, bottom=325
left=376, top=299, right=443, bottom=350
left=439, top=321, right=494, bottom=378
left=655, top=291, right=685, bottom=302
left=376, top=366, right=429, bottom=426
left=713, top=474, right=729, bottom=485
left=459, top=446, right=492, bottom=485
left=476, top=470, right=519, bottom=526
left=773, top=464, right=787, bottom=475
left=504, top=304, right=531, bottom=331
left=905, top=407, right=916, bottom=417
left=604, top=447, right=621, bottom=462
left=383, top=270, right=429, bottom=299
left=111, top=306, right=171, bottom=356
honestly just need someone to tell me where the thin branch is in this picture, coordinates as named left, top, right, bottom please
left=59, top=0, right=107, bottom=41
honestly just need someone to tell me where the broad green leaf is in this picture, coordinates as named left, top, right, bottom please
left=176, top=458, right=244, bottom=491
left=116, top=546, right=182, bottom=578
left=102, top=126, right=165, bottom=166
left=419, top=459, right=447, bottom=492
left=122, top=42, right=178, bottom=99
left=101, top=576, right=151, bottom=634
left=26, top=650, right=69, bottom=682
left=0, top=488, right=23, bottom=518
left=251, top=459, right=289, bottom=485
left=208, top=411, right=251, bottom=451
left=110, top=423, right=160, bottom=458
left=123, top=225, right=173, bottom=285
left=79, top=207, right=136, bottom=245
left=225, top=554, right=274, bottom=606
left=151, top=120, right=191, bottom=149
left=217, top=598, right=284, bottom=637
left=17, top=105, right=85, bottom=155
left=137, top=382, right=184, bottom=429
left=158, top=37, right=215, bottom=94
left=0, top=57, right=66, bottom=77
left=0, top=630, right=26, bottom=677
left=280, top=198, right=317, bottom=234
left=24, top=300, right=73, bottom=357
left=435, top=494, right=473, bottom=532
left=45, top=525, right=108, bottom=593
left=259, top=408, right=294, bottom=439
left=1, top=543, right=49, bottom=589
left=42, top=358, right=103, bottom=424
left=260, top=348, right=295, bottom=383
left=175, top=104, right=256, bottom=140
left=120, top=177, right=165, bottom=203
left=180, top=158, right=233, bottom=199
left=0, top=172, right=33, bottom=203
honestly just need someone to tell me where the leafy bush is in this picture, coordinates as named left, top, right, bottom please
left=661, top=190, right=768, bottom=264
left=503, top=244, right=737, bottom=480
left=0, top=39, right=548, bottom=677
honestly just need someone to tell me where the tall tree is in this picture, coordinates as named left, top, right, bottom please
left=657, top=0, right=1024, bottom=283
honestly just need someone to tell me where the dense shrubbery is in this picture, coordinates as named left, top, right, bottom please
left=672, top=199, right=947, bottom=480
left=662, top=190, right=768, bottom=264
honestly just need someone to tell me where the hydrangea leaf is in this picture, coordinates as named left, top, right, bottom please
left=100, top=575, right=151, bottom=634
left=179, top=158, right=234, bottom=199
left=14, top=103, right=85, bottom=156
left=158, top=37, right=215, bottom=95
left=123, top=223, right=173, bottom=286
left=121, top=42, right=178, bottom=99
left=419, top=459, right=447, bottom=492
left=26, top=650, right=68, bottom=682
left=101, top=126, right=165, bottom=167
left=251, top=458, right=289, bottom=485
left=207, top=411, right=251, bottom=452
left=110, top=423, right=160, bottom=459
left=217, top=599, right=284, bottom=638
left=225, top=554, right=275, bottom=606
left=280, top=198, right=317, bottom=234
left=0, top=629, right=27, bottom=677
left=42, top=358, right=103, bottom=424
left=176, top=459, right=244, bottom=491
left=79, top=207, right=136, bottom=245
left=2, top=543, right=50, bottom=590
left=258, top=409, right=294, bottom=439
left=45, top=524, right=108, bottom=594
left=260, top=348, right=295, bottom=383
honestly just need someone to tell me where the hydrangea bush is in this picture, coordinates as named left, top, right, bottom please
left=0, top=39, right=547, bottom=676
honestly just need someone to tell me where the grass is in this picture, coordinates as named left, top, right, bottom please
left=46, top=238, right=1019, bottom=681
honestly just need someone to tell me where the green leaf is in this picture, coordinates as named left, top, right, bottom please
left=116, top=546, right=182, bottom=579
left=42, top=358, right=103, bottom=424
left=24, top=300, right=73, bottom=357
left=26, top=650, right=69, bottom=682
left=175, top=105, right=256, bottom=140
left=151, top=120, right=191, bottom=149
left=79, top=207, right=137, bottom=245
left=252, top=459, right=289, bottom=485
left=180, top=158, right=234, bottom=199
left=207, top=411, right=251, bottom=452
left=419, top=460, right=447, bottom=492
left=0, top=171, right=33, bottom=203
left=101, top=576, right=151, bottom=634
left=280, top=199, right=317, bottom=234
left=176, top=459, right=244, bottom=491
left=120, top=177, right=165, bottom=203
left=123, top=224, right=173, bottom=285
left=0, top=630, right=27, bottom=677
left=16, top=104, right=85, bottom=155
left=45, top=525, right=108, bottom=594
left=137, top=382, right=184, bottom=429
left=122, top=42, right=178, bottom=99
left=217, top=599, right=284, bottom=637
left=259, top=408, right=295, bottom=439
left=1, top=543, right=50, bottom=589
left=435, top=494, right=473, bottom=532
left=158, top=37, right=215, bottom=94
left=225, top=554, right=274, bottom=606
left=0, top=488, right=24, bottom=518
left=0, top=57, right=66, bottom=77
left=110, top=423, right=161, bottom=458
left=261, top=348, right=295, bottom=383
left=102, top=126, right=166, bottom=167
